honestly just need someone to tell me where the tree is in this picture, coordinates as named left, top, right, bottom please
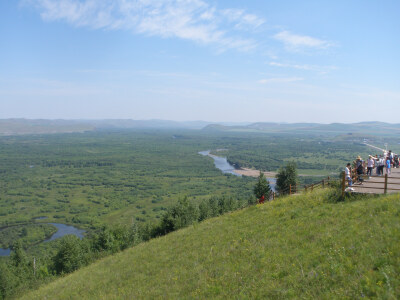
left=276, top=161, right=298, bottom=195
left=53, top=235, right=88, bottom=274
left=158, top=197, right=199, bottom=235
left=11, top=240, right=28, bottom=268
left=253, top=172, right=271, bottom=201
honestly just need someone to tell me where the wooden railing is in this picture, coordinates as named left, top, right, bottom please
left=270, top=176, right=334, bottom=200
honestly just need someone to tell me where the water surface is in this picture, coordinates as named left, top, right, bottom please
left=199, top=150, right=241, bottom=177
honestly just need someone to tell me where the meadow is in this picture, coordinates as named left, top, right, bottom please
left=0, top=130, right=254, bottom=244
left=21, top=188, right=400, bottom=299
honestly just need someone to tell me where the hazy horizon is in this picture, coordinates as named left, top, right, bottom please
left=1, top=1, right=399, bottom=123
left=1, top=118, right=399, bottom=126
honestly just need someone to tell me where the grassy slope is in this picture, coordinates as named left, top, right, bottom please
left=22, top=189, right=400, bottom=299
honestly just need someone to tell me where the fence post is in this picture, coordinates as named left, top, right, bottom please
left=384, top=174, right=388, bottom=194
left=328, top=176, right=330, bottom=186
left=305, top=185, right=308, bottom=192
left=322, top=179, right=325, bottom=187
left=289, top=184, right=292, bottom=195
left=341, top=171, right=345, bottom=197
left=311, top=184, right=314, bottom=191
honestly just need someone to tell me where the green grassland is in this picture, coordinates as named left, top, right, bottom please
left=0, top=130, right=384, bottom=254
left=22, top=189, right=400, bottom=299
left=0, top=131, right=254, bottom=230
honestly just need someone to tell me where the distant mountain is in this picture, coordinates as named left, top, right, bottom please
left=202, top=121, right=400, bottom=136
left=0, top=119, right=252, bottom=135
left=2, top=119, right=399, bottom=136
left=0, top=119, right=94, bottom=136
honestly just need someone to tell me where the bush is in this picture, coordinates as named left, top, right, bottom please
left=155, top=197, right=199, bottom=235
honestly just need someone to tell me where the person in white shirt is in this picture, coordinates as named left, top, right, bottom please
left=345, top=163, right=352, bottom=186
left=378, top=155, right=385, bottom=176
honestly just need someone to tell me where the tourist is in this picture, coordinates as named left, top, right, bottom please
left=355, top=156, right=364, bottom=184
left=394, top=155, right=399, bottom=168
left=386, top=155, right=391, bottom=176
left=378, top=155, right=385, bottom=176
left=345, top=163, right=353, bottom=186
left=367, top=155, right=374, bottom=176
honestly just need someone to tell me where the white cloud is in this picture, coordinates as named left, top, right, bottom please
left=220, top=8, right=265, bottom=29
left=273, top=30, right=332, bottom=51
left=258, top=77, right=304, bottom=84
left=23, top=0, right=265, bottom=52
left=269, top=61, right=338, bottom=74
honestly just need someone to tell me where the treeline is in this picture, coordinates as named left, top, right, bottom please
left=0, top=195, right=255, bottom=299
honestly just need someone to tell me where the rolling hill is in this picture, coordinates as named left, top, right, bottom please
left=21, top=189, right=400, bottom=299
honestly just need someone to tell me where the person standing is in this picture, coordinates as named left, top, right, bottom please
left=378, top=155, right=385, bottom=176
left=367, top=155, right=374, bottom=176
left=386, top=156, right=391, bottom=176
left=355, top=156, right=364, bottom=184
left=345, top=163, right=353, bottom=186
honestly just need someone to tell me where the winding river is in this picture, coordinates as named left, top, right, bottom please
left=0, top=223, right=85, bottom=257
left=199, top=150, right=276, bottom=191
left=199, top=150, right=240, bottom=176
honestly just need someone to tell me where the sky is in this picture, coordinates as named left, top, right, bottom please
left=0, top=0, right=399, bottom=123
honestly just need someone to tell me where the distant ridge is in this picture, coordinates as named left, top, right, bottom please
left=1, top=119, right=399, bottom=136
left=202, top=121, right=400, bottom=136
left=0, top=119, right=94, bottom=136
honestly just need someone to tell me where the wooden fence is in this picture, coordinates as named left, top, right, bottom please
left=269, top=176, right=334, bottom=200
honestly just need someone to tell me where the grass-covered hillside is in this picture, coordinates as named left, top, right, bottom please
left=22, top=189, right=400, bottom=299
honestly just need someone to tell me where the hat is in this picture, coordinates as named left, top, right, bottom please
left=369, top=155, right=372, bottom=158
left=357, top=156, right=362, bottom=160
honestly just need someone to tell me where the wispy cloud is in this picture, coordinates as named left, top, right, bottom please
left=23, top=0, right=265, bottom=52
left=269, top=61, right=338, bottom=74
left=258, top=77, right=304, bottom=84
left=273, top=30, right=333, bottom=51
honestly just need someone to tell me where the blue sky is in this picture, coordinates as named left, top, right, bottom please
left=0, top=0, right=399, bottom=123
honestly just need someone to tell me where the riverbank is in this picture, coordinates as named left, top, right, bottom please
left=233, top=168, right=277, bottom=178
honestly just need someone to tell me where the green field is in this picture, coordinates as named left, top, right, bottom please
left=0, top=131, right=254, bottom=230
left=21, top=188, right=400, bottom=299
left=0, top=130, right=381, bottom=249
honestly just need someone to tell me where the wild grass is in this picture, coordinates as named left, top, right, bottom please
left=22, top=189, right=400, bottom=299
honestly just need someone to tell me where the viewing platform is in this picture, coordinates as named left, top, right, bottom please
left=348, top=167, right=400, bottom=194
